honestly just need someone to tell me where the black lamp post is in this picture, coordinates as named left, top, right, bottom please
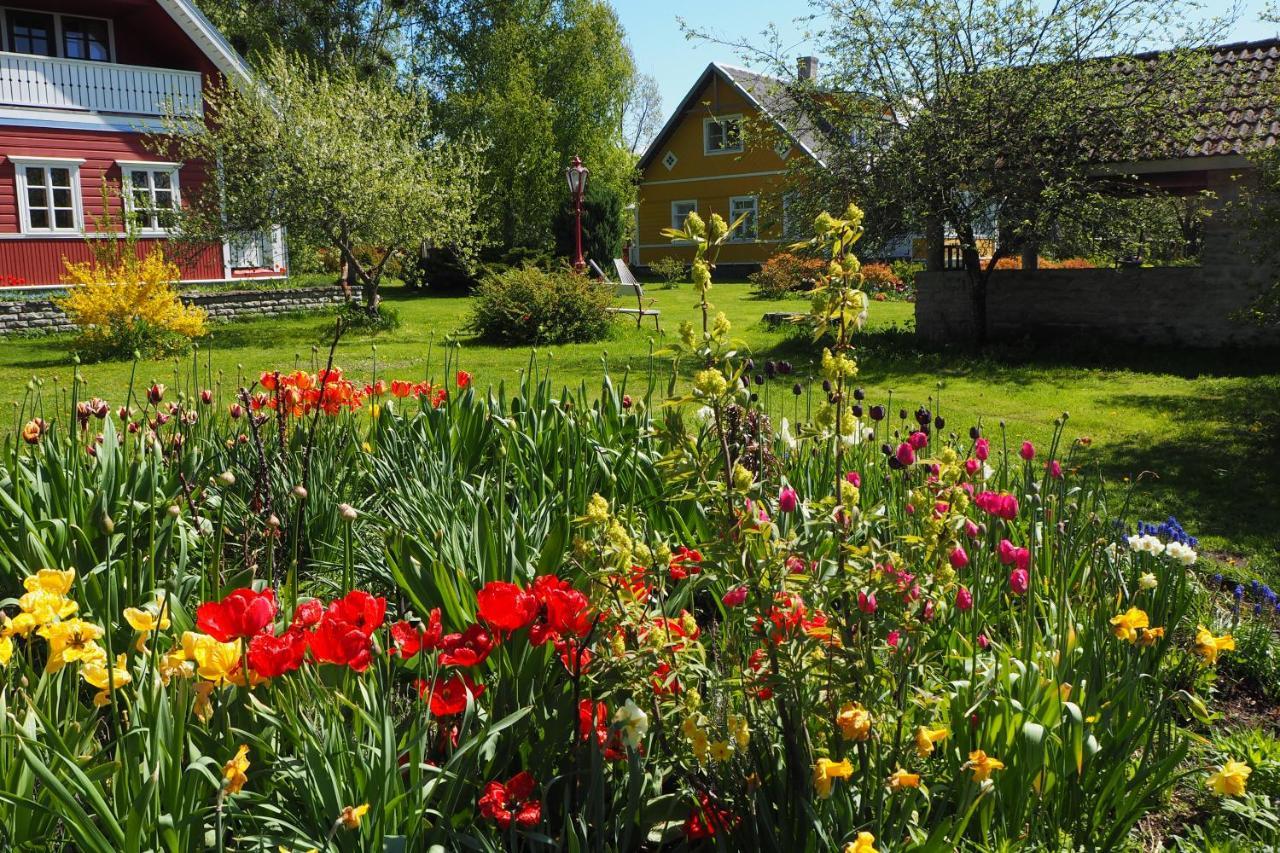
left=565, top=155, right=589, bottom=273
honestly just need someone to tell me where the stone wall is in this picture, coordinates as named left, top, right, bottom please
left=915, top=267, right=1272, bottom=347
left=0, top=286, right=346, bottom=337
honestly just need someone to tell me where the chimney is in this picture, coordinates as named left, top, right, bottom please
left=798, top=56, right=819, bottom=82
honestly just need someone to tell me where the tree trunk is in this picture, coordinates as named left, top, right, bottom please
left=962, top=245, right=988, bottom=346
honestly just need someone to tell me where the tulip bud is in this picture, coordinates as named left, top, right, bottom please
left=338, top=503, right=358, bottom=522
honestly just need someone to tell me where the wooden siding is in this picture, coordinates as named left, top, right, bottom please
left=0, top=52, right=203, bottom=116
left=0, top=236, right=223, bottom=285
left=636, top=70, right=799, bottom=267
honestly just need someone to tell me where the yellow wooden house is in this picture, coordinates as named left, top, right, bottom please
left=633, top=60, right=827, bottom=273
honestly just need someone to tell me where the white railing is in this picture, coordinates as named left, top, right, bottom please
left=0, top=52, right=202, bottom=117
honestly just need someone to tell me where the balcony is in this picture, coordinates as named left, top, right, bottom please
left=0, top=51, right=202, bottom=118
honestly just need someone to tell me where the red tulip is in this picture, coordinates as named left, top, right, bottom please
left=456, top=370, right=472, bottom=390
left=196, top=587, right=278, bottom=642
left=975, top=437, right=990, bottom=460
left=476, top=581, right=538, bottom=632
left=290, top=598, right=324, bottom=630
left=1009, top=568, right=1030, bottom=596
left=1047, top=459, right=1063, bottom=479
left=326, top=590, right=386, bottom=636
left=418, top=672, right=484, bottom=717
left=308, top=612, right=373, bottom=671
left=908, top=431, right=929, bottom=450
left=956, top=586, right=973, bottom=611
left=895, top=443, right=915, bottom=466
left=477, top=770, right=540, bottom=829
left=949, top=546, right=969, bottom=569
left=722, top=586, right=749, bottom=607
left=438, top=624, right=495, bottom=668
left=247, top=629, right=306, bottom=677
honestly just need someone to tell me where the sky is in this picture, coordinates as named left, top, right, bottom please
left=614, top=0, right=1280, bottom=143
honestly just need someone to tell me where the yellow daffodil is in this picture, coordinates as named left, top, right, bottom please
left=23, top=568, right=75, bottom=596
left=727, top=713, right=750, bottom=749
left=80, top=653, right=131, bottom=707
left=836, top=702, right=872, bottom=741
left=914, top=725, right=949, bottom=758
left=842, top=831, right=878, bottom=853
left=1109, top=607, right=1149, bottom=643
left=223, top=744, right=250, bottom=795
left=1206, top=760, right=1251, bottom=797
left=964, top=750, right=1005, bottom=782
left=339, top=803, right=369, bottom=830
left=813, top=757, right=854, bottom=799
left=39, top=619, right=105, bottom=673
left=1136, top=626, right=1166, bottom=647
left=709, top=741, right=733, bottom=762
left=888, top=768, right=921, bottom=790
left=1194, top=626, right=1235, bottom=664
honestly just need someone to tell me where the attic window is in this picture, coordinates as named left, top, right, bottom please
left=704, top=115, right=743, bottom=155
left=662, top=151, right=678, bottom=171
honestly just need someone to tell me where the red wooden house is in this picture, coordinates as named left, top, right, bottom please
left=0, top=0, right=286, bottom=287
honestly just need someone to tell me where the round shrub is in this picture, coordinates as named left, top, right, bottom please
left=469, top=265, right=613, bottom=345
left=749, top=252, right=825, bottom=297
left=860, top=262, right=903, bottom=293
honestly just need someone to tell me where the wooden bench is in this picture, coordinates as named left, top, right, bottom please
left=602, top=259, right=661, bottom=332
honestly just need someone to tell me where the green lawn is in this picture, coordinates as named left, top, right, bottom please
left=3, top=282, right=1276, bottom=572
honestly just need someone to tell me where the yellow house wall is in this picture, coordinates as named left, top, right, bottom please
left=636, top=72, right=800, bottom=268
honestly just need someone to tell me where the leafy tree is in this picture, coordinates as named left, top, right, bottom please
left=694, top=0, right=1232, bottom=342
left=553, top=181, right=625, bottom=266
left=621, top=63, right=664, bottom=154
left=408, top=0, right=638, bottom=254
left=160, top=51, right=484, bottom=315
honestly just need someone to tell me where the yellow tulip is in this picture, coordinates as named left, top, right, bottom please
left=22, top=568, right=75, bottom=596
left=836, top=702, right=872, bottom=742
left=38, top=619, right=105, bottom=673
left=0, top=635, right=12, bottom=667
left=80, top=653, right=131, bottom=707
left=842, top=831, right=878, bottom=853
left=183, top=632, right=242, bottom=684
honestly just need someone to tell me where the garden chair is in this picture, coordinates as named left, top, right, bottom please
left=607, top=259, right=661, bottom=332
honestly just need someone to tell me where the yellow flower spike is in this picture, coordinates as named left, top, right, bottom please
left=222, top=744, right=250, bottom=795
left=1109, top=607, right=1149, bottom=643
left=914, top=726, right=949, bottom=758
left=964, top=750, right=1005, bottom=782
left=1194, top=626, right=1235, bottom=664
left=813, top=757, right=854, bottom=799
left=887, top=768, right=921, bottom=791
left=22, top=568, right=75, bottom=596
left=1206, top=760, right=1251, bottom=797
left=842, top=831, right=878, bottom=853
left=836, top=702, right=872, bottom=742
left=339, top=803, right=369, bottom=830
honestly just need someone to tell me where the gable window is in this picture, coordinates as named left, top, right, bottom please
left=120, top=162, right=181, bottom=232
left=704, top=115, right=743, bottom=155
left=11, top=157, right=83, bottom=234
left=63, top=16, right=112, bottom=62
left=2, top=9, right=114, bottom=62
left=7, top=10, right=55, bottom=57
left=728, top=196, right=758, bottom=241
left=671, top=200, right=697, bottom=231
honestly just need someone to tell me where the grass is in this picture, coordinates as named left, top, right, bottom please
left=2, top=281, right=1276, bottom=571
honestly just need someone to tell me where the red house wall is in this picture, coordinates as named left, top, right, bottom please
left=0, top=126, right=224, bottom=285
left=20, top=0, right=218, bottom=76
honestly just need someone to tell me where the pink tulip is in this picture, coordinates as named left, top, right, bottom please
left=1020, top=441, right=1035, bottom=460
left=975, top=437, right=990, bottom=461
left=975, top=491, right=1018, bottom=520
left=857, top=590, right=877, bottom=614
left=887, top=630, right=900, bottom=648
left=964, top=520, right=981, bottom=539
left=896, top=443, right=915, bottom=466
left=949, top=546, right=969, bottom=569
left=908, top=431, right=929, bottom=450
left=977, top=633, right=990, bottom=649
left=845, top=471, right=862, bottom=488
left=722, top=586, right=748, bottom=607
left=956, top=586, right=973, bottom=611
left=1047, top=460, right=1063, bottom=479
left=778, top=486, right=798, bottom=513
left=964, top=458, right=980, bottom=475
left=1009, top=568, right=1029, bottom=596
left=997, top=538, right=1018, bottom=565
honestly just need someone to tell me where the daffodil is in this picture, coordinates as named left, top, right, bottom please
left=813, top=757, right=854, bottom=798
left=1206, top=760, right=1251, bottom=797
left=1109, top=607, right=1149, bottom=643
left=888, top=768, right=921, bottom=790
left=1136, top=626, right=1166, bottom=647
left=964, top=750, right=1005, bottom=782
left=914, top=725, right=949, bottom=758
left=222, top=744, right=250, bottom=795
left=80, top=653, right=131, bottom=707
left=842, top=831, right=878, bottom=853
left=837, top=702, right=872, bottom=741
left=339, top=803, right=369, bottom=830
left=1194, top=626, right=1235, bottom=664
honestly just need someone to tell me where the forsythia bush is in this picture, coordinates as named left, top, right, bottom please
left=58, top=247, right=206, bottom=360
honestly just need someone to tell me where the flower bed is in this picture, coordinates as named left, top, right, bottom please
left=0, top=207, right=1266, bottom=850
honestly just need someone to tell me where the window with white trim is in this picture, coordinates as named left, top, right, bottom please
left=13, top=158, right=82, bottom=234
left=671, top=200, right=697, bottom=231
left=729, top=196, right=758, bottom=241
left=781, top=193, right=797, bottom=238
left=121, top=163, right=180, bottom=232
left=704, top=115, right=743, bottom=154
left=1, top=8, right=114, bottom=62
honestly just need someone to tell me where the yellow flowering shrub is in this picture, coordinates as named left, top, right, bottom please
left=57, top=247, right=206, bottom=360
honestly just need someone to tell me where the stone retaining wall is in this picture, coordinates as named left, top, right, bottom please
left=0, top=286, right=346, bottom=336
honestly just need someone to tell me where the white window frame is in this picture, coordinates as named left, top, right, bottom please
left=781, top=193, right=796, bottom=238
left=118, top=160, right=181, bottom=234
left=728, top=195, right=758, bottom=242
left=661, top=150, right=678, bottom=171
left=670, top=199, right=697, bottom=231
left=0, top=7, right=116, bottom=63
left=11, top=155, right=84, bottom=235
left=703, top=114, right=744, bottom=155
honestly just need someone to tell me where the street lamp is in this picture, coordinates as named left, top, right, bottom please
left=565, top=155, right=589, bottom=273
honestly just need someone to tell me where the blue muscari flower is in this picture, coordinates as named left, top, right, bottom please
left=1234, top=584, right=1245, bottom=600
left=1251, top=580, right=1261, bottom=595
left=1211, top=573, right=1223, bottom=585
left=1255, top=602, right=1264, bottom=617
